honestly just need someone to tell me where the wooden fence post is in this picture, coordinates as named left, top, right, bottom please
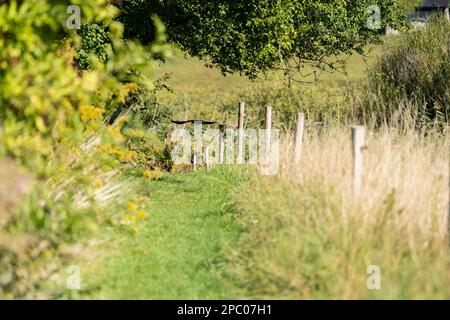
left=193, top=152, right=198, bottom=171
left=180, top=93, right=189, bottom=137
left=265, top=106, right=272, bottom=158
left=237, top=101, right=245, bottom=164
left=352, top=125, right=365, bottom=197
left=225, top=128, right=234, bottom=165
left=219, top=124, right=225, bottom=164
left=205, top=145, right=210, bottom=172
left=444, top=7, right=449, bottom=21
left=294, top=113, right=305, bottom=166
left=193, top=120, right=202, bottom=171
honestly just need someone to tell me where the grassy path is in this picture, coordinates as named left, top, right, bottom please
left=79, top=168, right=246, bottom=299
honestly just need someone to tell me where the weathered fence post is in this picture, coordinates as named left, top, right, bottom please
left=294, top=113, right=305, bottom=166
left=193, top=120, right=202, bottom=171
left=265, top=105, right=272, bottom=158
left=352, top=125, right=365, bottom=197
left=237, top=101, right=245, bottom=164
left=193, top=152, right=198, bottom=171
left=205, top=145, right=210, bottom=172
left=219, top=124, right=225, bottom=164
left=180, top=94, right=189, bottom=137
left=225, top=128, right=235, bottom=165
left=444, top=7, right=449, bottom=21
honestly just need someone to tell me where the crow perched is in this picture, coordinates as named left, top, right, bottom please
left=171, top=120, right=217, bottom=125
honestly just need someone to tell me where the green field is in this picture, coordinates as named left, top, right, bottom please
left=153, top=45, right=383, bottom=127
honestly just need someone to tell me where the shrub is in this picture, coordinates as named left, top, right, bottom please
left=362, top=15, right=450, bottom=126
left=75, top=22, right=110, bottom=70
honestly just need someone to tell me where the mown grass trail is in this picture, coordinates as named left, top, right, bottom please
left=79, top=167, right=247, bottom=299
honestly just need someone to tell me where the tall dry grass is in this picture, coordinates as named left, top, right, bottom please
left=231, top=125, right=449, bottom=299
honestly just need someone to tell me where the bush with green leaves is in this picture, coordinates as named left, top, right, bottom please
left=362, top=15, right=450, bottom=126
left=75, top=22, right=110, bottom=69
left=0, top=0, right=170, bottom=167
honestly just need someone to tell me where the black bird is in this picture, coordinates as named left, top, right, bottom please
left=171, top=119, right=217, bottom=125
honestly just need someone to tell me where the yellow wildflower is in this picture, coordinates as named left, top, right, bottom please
left=123, top=82, right=138, bottom=94
left=131, top=215, right=137, bottom=224
left=126, top=129, right=145, bottom=138
left=122, top=150, right=137, bottom=162
left=118, top=94, right=126, bottom=104
left=138, top=210, right=146, bottom=219
left=127, top=202, right=137, bottom=212
left=106, top=125, right=125, bottom=143
left=132, top=227, right=139, bottom=235
left=94, top=180, right=103, bottom=190
left=79, top=105, right=104, bottom=122
left=143, top=170, right=152, bottom=178
left=90, top=122, right=99, bottom=130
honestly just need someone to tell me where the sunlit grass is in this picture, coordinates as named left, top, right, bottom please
left=72, top=167, right=248, bottom=299
left=231, top=126, right=449, bottom=299
left=153, top=44, right=384, bottom=129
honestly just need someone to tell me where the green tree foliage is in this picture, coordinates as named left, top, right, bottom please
left=75, top=22, right=110, bottom=69
left=116, top=0, right=407, bottom=79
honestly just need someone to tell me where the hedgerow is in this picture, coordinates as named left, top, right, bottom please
left=0, top=0, right=170, bottom=298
